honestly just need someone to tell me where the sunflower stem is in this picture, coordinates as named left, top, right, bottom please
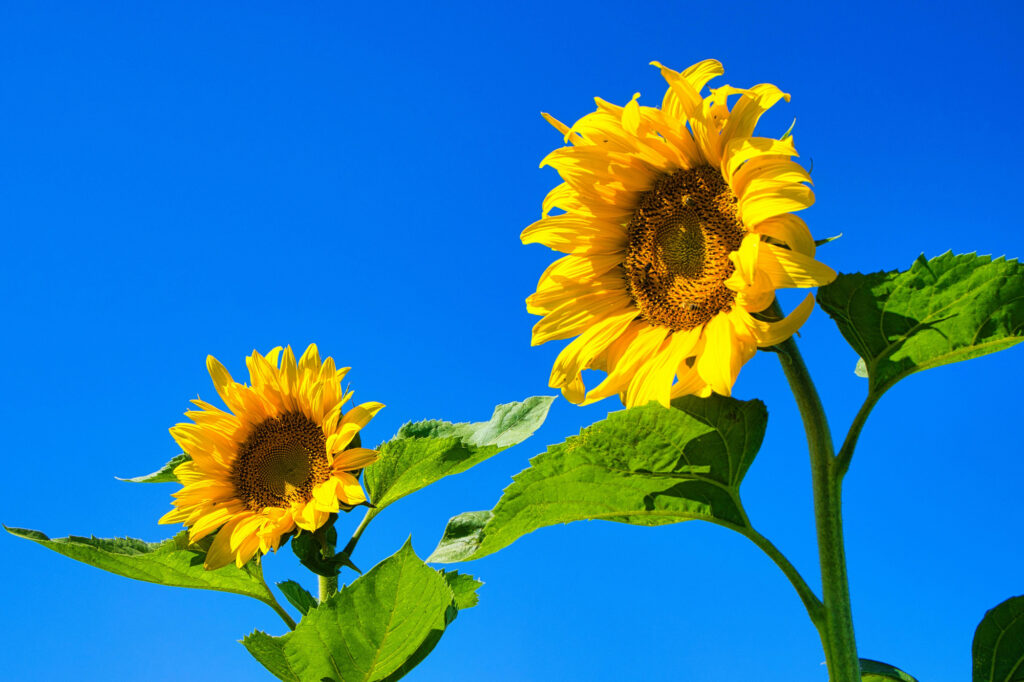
left=773, top=314, right=860, bottom=682
left=318, top=574, right=338, bottom=603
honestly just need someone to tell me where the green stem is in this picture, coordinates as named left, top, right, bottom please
left=340, top=507, right=376, bottom=558
left=774, top=324, right=860, bottom=682
left=835, top=393, right=880, bottom=478
left=253, top=563, right=297, bottom=630
left=318, top=574, right=338, bottom=603
left=266, top=598, right=298, bottom=630
left=735, top=524, right=824, bottom=628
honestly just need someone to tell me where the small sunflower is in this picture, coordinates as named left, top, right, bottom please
left=523, top=59, right=837, bottom=407
left=159, top=344, right=382, bottom=569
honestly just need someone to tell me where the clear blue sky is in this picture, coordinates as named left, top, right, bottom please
left=2, top=2, right=1022, bottom=680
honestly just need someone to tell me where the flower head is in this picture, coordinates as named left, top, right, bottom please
left=523, top=59, right=836, bottom=407
left=160, top=344, right=382, bottom=569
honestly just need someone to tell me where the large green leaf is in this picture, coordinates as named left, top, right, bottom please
left=818, top=252, right=1024, bottom=398
left=428, top=394, right=766, bottom=563
left=117, top=453, right=191, bottom=483
left=5, top=526, right=275, bottom=604
left=973, top=594, right=1024, bottom=682
left=364, top=397, right=554, bottom=512
left=243, top=540, right=479, bottom=682
left=860, top=658, right=918, bottom=682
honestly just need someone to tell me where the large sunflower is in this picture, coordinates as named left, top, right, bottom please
left=159, top=344, right=383, bottom=569
left=523, top=59, right=836, bottom=407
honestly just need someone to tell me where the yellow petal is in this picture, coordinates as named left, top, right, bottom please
left=312, top=479, right=341, bottom=513
left=695, top=312, right=756, bottom=397
left=583, top=323, right=668, bottom=404
left=652, top=59, right=723, bottom=121
left=624, top=327, right=702, bottom=408
left=752, top=214, right=815, bottom=257
left=758, top=243, right=837, bottom=289
left=334, top=447, right=379, bottom=471
left=739, top=184, right=815, bottom=226
left=717, top=83, right=790, bottom=156
left=205, top=355, right=243, bottom=413
left=549, top=307, right=638, bottom=403
left=188, top=506, right=235, bottom=543
left=739, top=293, right=817, bottom=347
left=534, top=254, right=624, bottom=293
left=335, top=472, right=367, bottom=506
left=531, top=292, right=634, bottom=345
left=332, top=401, right=385, bottom=449
left=721, top=136, right=798, bottom=183
left=521, top=214, right=628, bottom=255
left=203, top=517, right=243, bottom=570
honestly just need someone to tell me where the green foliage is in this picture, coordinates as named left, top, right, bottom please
left=290, top=524, right=360, bottom=578
left=860, top=658, right=918, bottom=682
left=818, top=252, right=1024, bottom=398
left=5, top=526, right=275, bottom=604
left=973, top=594, right=1024, bottom=682
left=365, top=396, right=554, bottom=512
left=428, top=394, right=766, bottom=563
left=243, top=541, right=479, bottom=682
left=117, top=453, right=191, bottom=483
left=442, top=571, right=484, bottom=610
left=276, top=580, right=317, bottom=616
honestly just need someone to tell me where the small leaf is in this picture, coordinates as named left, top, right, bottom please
left=818, top=252, right=1024, bottom=398
left=116, top=453, right=191, bottom=483
left=860, top=658, right=918, bottom=682
left=429, top=394, right=766, bottom=563
left=276, top=580, right=317, bottom=616
left=973, top=594, right=1024, bottom=682
left=441, top=571, right=483, bottom=610
left=5, top=526, right=275, bottom=605
left=290, top=525, right=360, bottom=578
left=243, top=540, right=470, bottom=682
left=365, top=397, right=554, bottom=512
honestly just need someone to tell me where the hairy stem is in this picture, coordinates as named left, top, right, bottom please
left=774, top=325, right=860, bottom=682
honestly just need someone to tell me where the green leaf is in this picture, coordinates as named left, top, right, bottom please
left=5, top=526, right=275, bottom=605
left=244, top=540, right=477, bottom=682
left=818, top=252, right=1024, bottom=398
left=860, top=658, right=918, bottom=682
left=116, top=453, right=191, bottom=483
left=428, top=394, right=766, bottom=563
left=973, top=594, right=1024, bottom=682
left=441, top=571, right=483, bottom=610
left=276, top=580, right=317, bottom=616
left=365, top=396, right=554, bottom=512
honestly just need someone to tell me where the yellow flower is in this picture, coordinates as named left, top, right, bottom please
left=523, top=59, right=837, bottom=407
left=159, top=344, right=383, bottom=569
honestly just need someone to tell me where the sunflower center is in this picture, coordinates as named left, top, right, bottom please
left=624, top=165, right=746, bottom=332
left=233, top=412, right=332, bottom=511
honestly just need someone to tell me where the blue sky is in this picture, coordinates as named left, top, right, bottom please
left=1, top=2, right=1022, bottom=680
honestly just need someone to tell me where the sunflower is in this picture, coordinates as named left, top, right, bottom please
left=522, top=59, right=837, bottom=407
left=159, top=344, right=383, bottom=569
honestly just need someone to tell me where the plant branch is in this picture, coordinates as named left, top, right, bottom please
left=835, top=392, right=880, bottom=478
left=736, top=524, right=824, bottom=627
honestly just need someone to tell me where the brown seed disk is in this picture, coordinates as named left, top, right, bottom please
left=624, top=165, right=746, bottom=332
left=232, top=412, right=331, bottom=511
